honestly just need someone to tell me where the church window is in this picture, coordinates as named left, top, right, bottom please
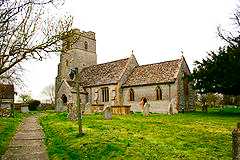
left=101, top=87, right=109, bottom=102
left=129, top=88, right=135, bottom=101
left=156, top=86, right=162, bottom=100
left=84, top=41, right=88, bottom=50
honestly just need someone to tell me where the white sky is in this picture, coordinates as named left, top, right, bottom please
left=21, top=0, right=238, bottom=101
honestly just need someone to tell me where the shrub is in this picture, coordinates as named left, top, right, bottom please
left=28, top=100, right=41, bottom=111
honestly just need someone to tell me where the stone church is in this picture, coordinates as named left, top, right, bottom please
left=55, top=29, right=195, bottom=114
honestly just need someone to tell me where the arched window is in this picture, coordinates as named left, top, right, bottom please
left=84, top=41, right=88, bottom=50
left=129, top=88, right=135, bottom=101
left=101, top=87, right=109, bottom=102
left=156, top=86, right=162, bottom=100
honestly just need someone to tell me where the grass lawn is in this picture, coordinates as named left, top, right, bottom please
left=0, top=112, right=24, bottom=155
left=39, top=108, right=240, bottom=160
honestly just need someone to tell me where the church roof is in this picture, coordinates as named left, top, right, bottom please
left=80, top=58, right=129, bottom=87
left=123, top=59, right=181, bottom=87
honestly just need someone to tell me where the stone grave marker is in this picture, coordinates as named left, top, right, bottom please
left=103, top=105, right=112, bottom=120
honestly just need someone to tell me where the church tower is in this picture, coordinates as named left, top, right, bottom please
left=55, top=29, right=97, bottom=91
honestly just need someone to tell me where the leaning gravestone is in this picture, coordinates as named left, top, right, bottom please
left=103, top=105, right=112, bottom=120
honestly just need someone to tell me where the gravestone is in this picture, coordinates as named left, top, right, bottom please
left=143, top=103, right=150, bottom=116
left=168, top=98, right=177, bottom=115
left=103, top=105, right=112, bottom=120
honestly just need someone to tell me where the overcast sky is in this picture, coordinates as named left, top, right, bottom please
left=22, top=0, right=238, bottom=101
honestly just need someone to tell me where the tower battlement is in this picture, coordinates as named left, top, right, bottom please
left=56, top=28, right=97, bottom=88
left=72, top=28, right=95, bottom=40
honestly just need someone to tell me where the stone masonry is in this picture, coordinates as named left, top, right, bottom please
left=55, top=28, right=195, bottom=114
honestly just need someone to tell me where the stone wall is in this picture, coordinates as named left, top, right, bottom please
left=56, top=81, right=74, bottom=104
left=122, top=83, right=178, bottom=113
left=117, top=54, right=139, bottom=105
left=55, top=29, right=97, bottom=103
left=85, top=84, right=118, bottom=106
left=176, top=57, right=195, bottom=112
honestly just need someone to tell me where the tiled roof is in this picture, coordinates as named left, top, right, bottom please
left=0, top=84, right=14, bottom=99
left=80, top=58, right=129, bottom=87
left=123, top=59, right=181, bottom=87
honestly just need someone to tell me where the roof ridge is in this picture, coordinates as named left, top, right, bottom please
left=81, top=58, right=129, bottom=71
left=137, top=59, right=181, bottom=68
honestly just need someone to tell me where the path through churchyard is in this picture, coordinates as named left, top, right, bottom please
left=2, top=116, right=48, bottom=160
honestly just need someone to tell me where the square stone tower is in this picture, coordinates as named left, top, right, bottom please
left=55, top=29, right=97, bottom=94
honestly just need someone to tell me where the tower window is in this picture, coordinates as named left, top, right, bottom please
left=156, top=86, right=162, bottom=100
left=129, top=88, right=135, bottom=101
left=65, top=60, right=69, bottom=67
left=101, top=87, right=109, bottom=102
left=84, top=41, right=88, bottom=50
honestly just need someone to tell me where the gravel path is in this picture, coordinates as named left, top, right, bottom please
left=2, top=116, right=48, bottom=160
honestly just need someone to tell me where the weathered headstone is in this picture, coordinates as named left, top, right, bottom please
left=103, top=106, right=112, bottom=120
left=233, top=123, right=240, bottom=160
left=143, top=103, right=150, bottom=116
left=168, top=98, right=177, bottom=114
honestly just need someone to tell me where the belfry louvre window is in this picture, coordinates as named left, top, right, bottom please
left=156, top=86, right=162, bottom=100
left=101, top=87, right=109, bottom=102
left=129, top=88, right=135, bottom=101
left=84, top=41, right=88, bottom=50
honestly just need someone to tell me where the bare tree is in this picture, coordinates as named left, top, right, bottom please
left=41, top=84, right=55, bottom=104
left=217, top=3, right=240, bottom=47
left=0, top=0, right=78, bottom=84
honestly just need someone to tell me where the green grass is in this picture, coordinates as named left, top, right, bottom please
left=0, top=112, right=24, bottom=155
left=39, top=109, right=240, bottom=160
